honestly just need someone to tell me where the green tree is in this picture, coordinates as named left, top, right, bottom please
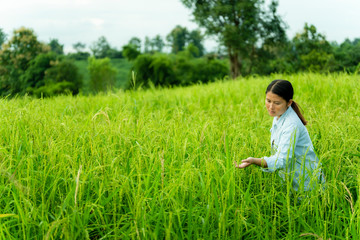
left=122, top=37, right=142, bottom=61
left=69, top=42, right=90, bottom=60
left=128, top=37, right=142, bottom=51
left=0, top=28, right=6, bottom=49
left=49, top=38, right=64, bottom=55
left=153, top=35, right=165, bottom=52
left=73, top=42, right=86, bottom=52
left=90, top=36, right=122, bottom=59
left=88, top=57, right=117, bottom=93
left=0, top=27, right=49, bottom=95
left=166, top=25, right=189, bottom=54
left=180, top=0, right=286, bottom=78
left=144, top=35, right=165, bottom=53
left=27, top=59, right=83, bottom=97
left=90, top=36, right=111, bottom=58
left=144, top=36, right=154, bottom=53
left=188, top=30, right=205, bottom=57
left=21, top=52, right=57, bottom=89
left=291, top=23, right=335, bottom=72
left=333, top=38, right=360, bottom=72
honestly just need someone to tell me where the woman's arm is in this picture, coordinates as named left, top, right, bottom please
left=234, top=157, right=268, bottom=169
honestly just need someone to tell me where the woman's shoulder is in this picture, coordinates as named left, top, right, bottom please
left=283, top=108, right=306, bottom=129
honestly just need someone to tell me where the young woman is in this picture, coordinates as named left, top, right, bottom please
left=234, top=80, right=324, bottom=191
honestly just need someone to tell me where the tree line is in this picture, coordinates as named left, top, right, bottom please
left=0, top=0, right=359, bottom=97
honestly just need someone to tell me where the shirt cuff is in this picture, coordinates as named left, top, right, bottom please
left=261, top=156, right=277, bottom=172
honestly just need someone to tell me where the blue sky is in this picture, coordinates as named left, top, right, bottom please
left=1, top=0, right=359, bottom=53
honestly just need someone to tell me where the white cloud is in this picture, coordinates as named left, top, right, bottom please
left=84, top=18, right=105, bottom=29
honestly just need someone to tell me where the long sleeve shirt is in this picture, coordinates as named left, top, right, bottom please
left=262, top=106, right=323, bottom=191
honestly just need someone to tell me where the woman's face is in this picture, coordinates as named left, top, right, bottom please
left=265, top=91, right=292, bottom=118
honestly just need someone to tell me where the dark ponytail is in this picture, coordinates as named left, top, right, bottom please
left=266, top=80, right=307, bottom=125
left=290, top=101, right=307, bottom=125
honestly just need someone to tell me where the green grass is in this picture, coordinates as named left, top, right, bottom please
left=0, top=73, right=359, bottom=239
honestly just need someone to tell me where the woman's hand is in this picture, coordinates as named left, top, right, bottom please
left=234, top=157, right=254, bottom=169
left=234, top=157, right=268, bottom=169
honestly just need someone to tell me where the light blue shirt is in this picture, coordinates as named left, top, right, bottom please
left=262, top=106, right=324, bottom=191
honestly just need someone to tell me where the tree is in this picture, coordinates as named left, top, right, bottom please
left=90, top=36, right=111, bottom=58
left=0, top=28, right=6, bottom=49
left=49, top=38, right=64, bottom=55
left=144, top=36, right=154, bottom=53
left=333, top=38, right=360, bottom=72
left=188, top=30, right=205, bottom=57
left=128, top=37, right=142, bottom=51
left=166, top=25, right=189, bottom=54
left=180, top=0, right=287, bottom=78
left=122, top=37, right=141, bottom=61
left=21, top=52, right=57, bottom=89
left=69, top=42, right=90, bottom=60
left=26, top=58, right=83, bottom=97
left=0, top=27, right=49, bottom=95
left=90, top=36, right=122, bottom=59
left=152, top=35, right=165, bottom=52
left=291, top=23, right=335, bottom=72
left=88, top=57, right=117, bottom=93
left=144, top=35, right=165, bottom=53
left=73, top=42, right=86, bottom=52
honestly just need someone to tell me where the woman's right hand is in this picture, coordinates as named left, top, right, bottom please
left=234, top=160, right=252, bottom=169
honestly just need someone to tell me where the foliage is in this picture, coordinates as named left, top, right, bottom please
left=49, top=38, right=64, bottom=55
left=90, top=36, right=122, bottom=59
left=122, top=37, right=142, bottom=61
left=144, top=35, right=165, bottom=53
left=122, top=44, right=140, bottom=61
left=166, top=25, right=205, bottom=56
left=68, top=42, right=91, bottom=60
left=0, top=28, right=6, bottom=49
left=0, top=27, right=50, bottom=96
left=73, top=42, right=86, bottom=52
left=180, top=0, right=287, bottom=78
left=128, top=49, right=228, bottom=89
left=187, top=29, right=205, bottom=57
left=67, top=51, right=91, bottom=60
left=130, top=53, right=177, bottom=88
left=0, top=73, right=359, bottom=239
left=166, top=25, right=189, bottom=54
left=88, top=57, right=117, bottom=93
left=291, top=23, right=335, bottom=72
left=332, top=38, right=360, bottom=72
left=21, top=52, right=58, bottom=89
left=25, top=57, right=83, bottom=97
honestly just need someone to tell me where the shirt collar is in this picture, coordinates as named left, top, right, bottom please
left=273, top=105, right=293, bottom=128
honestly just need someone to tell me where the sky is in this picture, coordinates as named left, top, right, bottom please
left=1, top=0, right=359, bottom=53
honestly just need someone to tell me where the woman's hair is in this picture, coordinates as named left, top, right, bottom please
left=266, top=79, right=307, bottom=125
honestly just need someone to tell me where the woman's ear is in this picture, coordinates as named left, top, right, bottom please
left=288, top=99, right=293, bottom=107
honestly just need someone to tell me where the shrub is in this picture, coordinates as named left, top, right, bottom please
left=26, top=59, right=82, bottom=97
left=88, top=57, right=117, bottom=93
left=128, top=53, right=229, bottom=89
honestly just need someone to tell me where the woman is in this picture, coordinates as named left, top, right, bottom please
left=234, top=80, right=324, bottom=192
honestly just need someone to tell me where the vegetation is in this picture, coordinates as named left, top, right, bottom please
left=181, top=0, right=287, bottom=78
left=0, top=17, right=360, bottom=97
left=128, top=50, right=229, bottom=89
left=88, top=57, right=117, bottom=93
left=0, top=73, right=358, bottom=239
left=0, top=28, right=82, bottom=97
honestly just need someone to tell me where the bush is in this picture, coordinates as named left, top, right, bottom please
left=88, top=57, right=117, bottom=93
left=21, top=52, right=57, bottom=90
left=26, top=59, right=82, bottom=97
left=127, top=53, right=229, bottom=89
